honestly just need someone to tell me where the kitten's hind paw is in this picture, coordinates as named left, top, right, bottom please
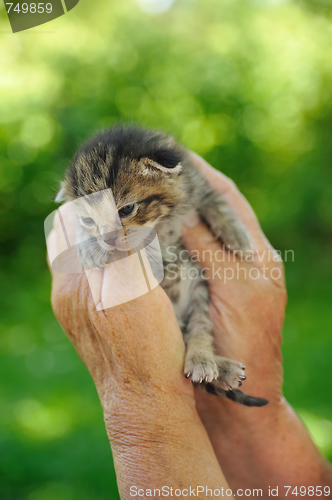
left=184, top=355, right=219, bottom=384
left=215, top=356, right=246, bottom=391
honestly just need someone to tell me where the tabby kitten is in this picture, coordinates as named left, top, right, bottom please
left=56, top=124, right=268, bottom=407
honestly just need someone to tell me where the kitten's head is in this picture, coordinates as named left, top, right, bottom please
left=56, top=125, right=190, bottom=252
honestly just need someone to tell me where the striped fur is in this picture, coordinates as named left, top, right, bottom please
left=56, top=124, right=268, bottom=407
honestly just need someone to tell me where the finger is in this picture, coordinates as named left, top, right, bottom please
left=47, top=204, right=84, bottom=275
left=55, top=202, right=79, bottom=247
left=99, top=228, right=164, bottom=311
left=189, top=152, right=271, bottom=252
left=182, top=214, right=285, bottom=282
left=46, top=228, right=57, bottom=275
left=139, top=246, right=160, bottom=290
left=100, top=252, right=151, bottom=310
left=46, top=214, right=74, bottom=276
left=85, top=268, right=104, bottom=310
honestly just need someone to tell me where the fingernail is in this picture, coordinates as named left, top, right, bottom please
left=183, top=211, right=201, bottom=228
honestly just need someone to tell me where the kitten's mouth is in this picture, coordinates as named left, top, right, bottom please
left=101, top=240, right=128, bottom=252
left=100, top=231, right=133, bottom=253
left=99, top=227, right=155, bottom=253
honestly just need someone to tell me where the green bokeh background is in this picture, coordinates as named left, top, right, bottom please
left=0, top=0, right=332, bottom=498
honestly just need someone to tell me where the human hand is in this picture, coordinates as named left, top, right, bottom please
left=182, top=153, right=332, bottom=493
left=183, top=152, right=286, bottom=408
left=47, top=202, right=234, bottom=498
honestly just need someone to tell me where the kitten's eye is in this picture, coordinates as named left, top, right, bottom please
left=119, top=204, right=135, bottom=218
left=82, top=217, right=95, bottom=226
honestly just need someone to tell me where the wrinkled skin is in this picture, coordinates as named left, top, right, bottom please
left=48, top=153, right=332, bottom=499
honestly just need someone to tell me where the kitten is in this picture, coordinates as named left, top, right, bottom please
left=56, top=124, right=268, bottom=407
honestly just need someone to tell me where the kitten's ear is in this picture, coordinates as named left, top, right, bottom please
left=55, top=185, right=68, bottom=203
left=142, top=147, right=183, bottom=175
left=143, top=158, right=182, bottom=175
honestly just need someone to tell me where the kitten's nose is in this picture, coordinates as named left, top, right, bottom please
left=102, top=232, right=117, bottom=246
left=101, top=225, right=118, bottom=246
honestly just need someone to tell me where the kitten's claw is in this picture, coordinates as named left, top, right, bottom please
left=215, top=357, right=247, bottom=391
left=184, top=355, right=219, bottom=384
left=220, top=224, right=252, bottom=253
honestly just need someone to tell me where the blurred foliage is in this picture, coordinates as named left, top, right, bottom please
left=0, top=0, right=332, bottom=498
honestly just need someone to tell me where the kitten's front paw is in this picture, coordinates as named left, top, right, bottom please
left=219, top=223, right=252, bottom=253
left=184, top=354, right=219, bottom=384
left=215, top=356, right=246, bottom=390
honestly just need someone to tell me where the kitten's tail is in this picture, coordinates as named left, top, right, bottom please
left=204, top=382, right=269, bottom=407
